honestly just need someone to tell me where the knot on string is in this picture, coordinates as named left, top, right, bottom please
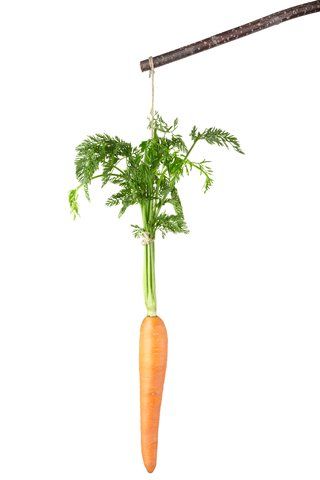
left=141, top=232, right=154, bottom=246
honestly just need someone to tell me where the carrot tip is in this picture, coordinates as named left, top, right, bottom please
left=145, top=462, right=156, bottom=473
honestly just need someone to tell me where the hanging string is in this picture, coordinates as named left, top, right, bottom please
left=140, top=57, right=156, bottom=246
left=148, top=56, right=155, bottom=137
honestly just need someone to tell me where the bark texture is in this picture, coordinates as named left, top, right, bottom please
left=140, top=1, right=320, bottom=71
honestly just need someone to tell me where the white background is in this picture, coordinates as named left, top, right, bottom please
left=1, top=1, right=319, bottom=478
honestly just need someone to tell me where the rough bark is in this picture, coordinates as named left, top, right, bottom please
left=140, top=1, right=320, bottom=71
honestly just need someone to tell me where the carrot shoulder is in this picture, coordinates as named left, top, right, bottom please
left=139, top=315, right=168, bottom=473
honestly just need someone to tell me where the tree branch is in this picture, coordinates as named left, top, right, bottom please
left=140, top=1, right=320, bottom=71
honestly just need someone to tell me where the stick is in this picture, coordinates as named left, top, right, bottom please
left=140, top=1, right=320, bottom=71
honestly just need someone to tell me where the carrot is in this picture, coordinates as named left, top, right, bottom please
left=139, top=315, right=168, bottom=473
left=69, top=113, right=243, bottom=471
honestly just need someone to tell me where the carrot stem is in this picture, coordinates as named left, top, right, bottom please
left=143, top=241, right=157, bottom=315
left=142, top=202, right=157, bottom=316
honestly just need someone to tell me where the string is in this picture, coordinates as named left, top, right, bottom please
left=140, top=57, right=156, bottom=246
left=148, top=56, right=155, bottom=137
left=141, top=232, right=154, bottom=246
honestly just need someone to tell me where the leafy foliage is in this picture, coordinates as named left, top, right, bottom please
left=68, top=188, right=79, bottom=219
left=190, top=126, right=244, bottom=154
left=69, top=114, right=243, bottom=238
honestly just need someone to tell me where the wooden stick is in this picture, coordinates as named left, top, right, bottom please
left=140, top=1, right=320, bottom=71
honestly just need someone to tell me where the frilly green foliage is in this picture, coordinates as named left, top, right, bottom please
left=69, top=113, right=243, bottom=238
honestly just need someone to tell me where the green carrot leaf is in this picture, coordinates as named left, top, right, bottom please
left=131, top=224, right=145, bottom=238
left=187, top=159, right=214, bottom=192
left=192, top=126, right=244, bottom=154
left=154, top=212, right=189, bottom=238
left=68, top=189, right=79, bottom=219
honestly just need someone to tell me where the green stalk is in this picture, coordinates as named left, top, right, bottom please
left=141, top=202, right=157, bottom=316
left=143, top=241, right=157, bottom=316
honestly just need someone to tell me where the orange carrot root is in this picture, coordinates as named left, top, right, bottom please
left=139, top=315, right=168, bottom=473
